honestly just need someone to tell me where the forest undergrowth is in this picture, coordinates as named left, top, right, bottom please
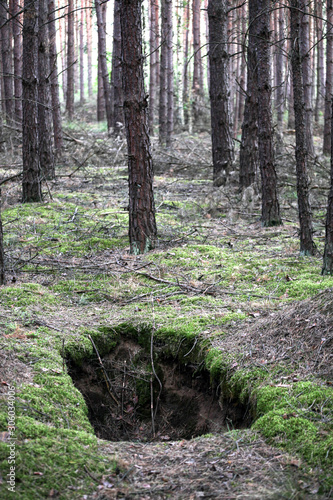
left=0, top=120, right=332, bottom=499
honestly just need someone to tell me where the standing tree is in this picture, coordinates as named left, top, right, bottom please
left=95, top=0, right=113, bottom=132
left=86, top=0, right=93, bottom=98
left=255, top=0, right=281, bottom=226
left=322, top=97, right=333, bottom=274
left=148, top=0, right=158, bottom=133
left=208, top=0, right=234, bottom=187
left=22, top=0, right=42, bottom=202
left=324, top=0, right=333, bottom=155
left=192, top=0, right=203, bottom=122
left=239, top=0, right=259, bottom=189
left=111, top=0, right=123, bottom=135
left=79, top=0, right=85, bottom=105
left=12, top=0, right=23, bottom=124
left=48, top=0, right=63, bottom=156
left=0, top=0, right=14, bottom=125
left=300, top=0, right=314, bottom=156
left=159, top=0, right=168, bottom=144
left=289, top=0, right=316, bottom=255
left=66, top=0, right=75, bottom=120
left=120, top=0, right=157, bottom=254
left=166, top=0, right=174, bottom=146
left=38, top=0, right=55, bottom=180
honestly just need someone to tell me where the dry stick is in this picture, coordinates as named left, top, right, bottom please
left=0, top=172, right=23, bottom=186
left=62, top=338, right=65, bottom=372
left=88, top=334, right=119, bottom=405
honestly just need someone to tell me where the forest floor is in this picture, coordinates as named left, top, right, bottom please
left=0, top=118, right=332, bottom=499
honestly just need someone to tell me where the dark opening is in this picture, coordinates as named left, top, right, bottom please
left=67, top=337, right=251, bottom=441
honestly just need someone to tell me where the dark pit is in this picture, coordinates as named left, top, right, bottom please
left=68, top=337, right=251, bottom=441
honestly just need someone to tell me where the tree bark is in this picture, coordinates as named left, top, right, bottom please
left=148, top=0, right=157, bottom=133
left=22, top=0, right=42, bottom=202
left=300, top=0, right=314, bottom=156
left=314, top=2, right=324, bottom=123
left=208, top=0, right=233, bottom=187
left=159, top=0, right=168, bottom=144
left=239, top=0, right=259, bottom=189
left=276, top=4, right=285, bottom=129
left=120, top=0, right=157, bottom=254
left=86, top=0, right=92, bottom=98
left=322, top=97, right=333, bottom=274
left=38, top=0, right=55, bottom=180
left=255, top=0, right=281, bottom=226
left=48, top=0, right=63, bottom=156
left=324, top=0, right=333, bottom=154
left=79, top=0, right=84, bottom=105
left=12, top=0, right=22, bottom=124
left=289, top=0, right=316, bottom=255
left=192, top=0, right=202, bottom=122
left=166, top=0, right=173, bottom=146
left=66, top=0, right=75, bottom=120
left=0, top=0, right=14, bottom=125
left=183, top=1, right=190, bottom=127
left=95, top=0, right=112, bottom=132
left=111, top=0, right=123, bottom=134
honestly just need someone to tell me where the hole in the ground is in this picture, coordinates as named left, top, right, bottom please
left=67, top=337, right=251, bottom=441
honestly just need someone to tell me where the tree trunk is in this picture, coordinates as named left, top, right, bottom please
left=120, top=0, right=157, bottom=254
left=0, top=0, right=14, bottom=125
left=148, top=0, right=157, bottom=133
left=208, top=0, right=233, bottom=187
left=192, top=0, right=202, bottom=122
left=276, top=4, right=285, bottom=129
left=48, top=0, right=63, bottom=156
left=66, top=0, right=75, bottom=120
left=183, top=1, right=190, bottom=127
left=79, top=0, right=84, bottom=105
left=58, top=0, right=67, bottom=102
left=22, top=0, right=42, bottom=203
left=256, top=0, right=281, bottom=226
left=166, top=0, right=173, bottom=146
left=239, top=0, right=259, bottom=189
left=322, top=97, right=333, bottom=274
left=314, top=2, right=324, bottom=123
left=289, top=0, right=316, bottom=255
left=300, top=0, right=314, bottom=156
left=111, top=0, right=123, bottom=134
left=12, top=0, right=22, bottom=124
left=86, top=0, right=92, bottom=98
left=159, top=0, right=168, bottom=144
left=95, top=0, right=113, bottom=132
left=38, top=0, right=55, bottom=180
left=324, top=0, right=333, bottom=154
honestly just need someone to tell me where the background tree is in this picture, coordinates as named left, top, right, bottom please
left=208, top=0, right=233, bottom=187
left=300, top=0, right=314, bottom=156
left=12, top=0, right=23, bottom=125
left=239, top=0, right=259, bottom=189
left=322, top=97, right=333, bottom=275
left=120, top=0, right=157, bottom=254
left=255, top=0, right=281, bottom=226
left=111, top=0, right=123, bottom=134
left=95, top=0, right=113, bottom=132
left=22, top=0, right=42, bottom=203
left=289, top=0, right=316, bottom=255
left=38, top=0, right=55, bottom=180
left=324, top=0, right=333, bottom=154
left=66, top=0, right=75, bottom=120
left=0, top=0, right=14, bottom=125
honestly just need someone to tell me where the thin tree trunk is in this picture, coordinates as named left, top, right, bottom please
left=192, top=0, right=202, bottom=122
left=0, top=0, right=14, bottom=125
left=22, top=0, right=42, bottom=202
left=159, top=0, right=168, bottom=144
left=322, top=96, right=333, bottom=274
left=289, top=0, right=316, bottom=255
left=120, top=0, right=157, bottom=254
left=148, top=0, right=157, bottom=133
left=58, top=0, right=67, bottom=102
left=276, top=4, right=285, bottom=129
left=300, top=0, right=314, bottom=155
left=80, top=0, right=84, bottom=105
left=208, top=0, right=233, bottom=187
left=183, top=0, right=190, bottom=127
left=95, top=0, right=112, bottom=132
left=86, top=0, right=92, bottom=98
left=324, top=0, right=333, bottom=154
left=38, top=0, right=55, bottom=180
left=239, top=0, right=259, bottom=189
left=111, top=0, right=123, bottom=134
left=314, top=2, right=324, bottom=123
left=66, top=0, right=75, bottom=119
left=12, top=0, right=22, bottom=124
left=166, top=0, right=173, bottom=146
left=256, top=0, right=281, bottom=226
left=48, top=0, right=63, bottom=156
